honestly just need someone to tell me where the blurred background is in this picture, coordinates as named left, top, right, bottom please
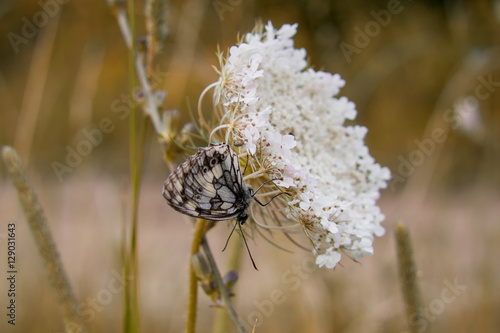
left=1, top=0, right=500, bottom=332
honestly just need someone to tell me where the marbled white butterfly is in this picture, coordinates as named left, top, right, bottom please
left=162, top=142, right=279, bottom=269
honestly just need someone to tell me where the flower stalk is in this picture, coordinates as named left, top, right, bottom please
left=211, top=236, right=243, bottom=333
left=395, top=222, right=425, bottom=333
left=201, top=238, right=247, bottom=333
left=186, top=219, right=207, bottom=333
left=1, top=146, right=86, bottom=333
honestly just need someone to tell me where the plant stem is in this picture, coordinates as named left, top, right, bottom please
left=211, top=236, right=243, bottom=333
left=110, top=3, right=163, bottom=331
left=395, top=222, right=425, bottom=333
left=123, top=0, right=142, bottom=331
left=186, top=218, right=208, bottom=333
left=111, top=2, right=164, bottom=137
left=201, top=237, right=247, bottom=333
left=1, top=146, right=86, bottom=333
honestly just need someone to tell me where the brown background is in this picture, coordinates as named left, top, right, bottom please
left=1, top=0, right=499, bottom=332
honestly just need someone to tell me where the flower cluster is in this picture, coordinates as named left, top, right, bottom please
left=207, top=22, right=390, bottom=269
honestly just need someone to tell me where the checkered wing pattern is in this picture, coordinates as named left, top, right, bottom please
left=162, top=143, right=252, bottom=221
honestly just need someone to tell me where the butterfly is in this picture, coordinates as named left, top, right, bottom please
left=162, top=142, right=280, bottom=270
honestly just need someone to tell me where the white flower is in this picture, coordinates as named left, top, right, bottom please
left=299, top=192, right=313, bottom=211
left=316, top=248, right=341, bottom=269
left=207, top=22, right=391, bottom=269
left=243, top=126, right=260, bottom=155
left=345, top=238, right=374, bottom=259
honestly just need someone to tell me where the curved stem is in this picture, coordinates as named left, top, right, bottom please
left=198, top=81, right=219, bottom=134
left=209, top=124, right=231, bottom=144
left=201, top=238, right=247, bottom=333
left=211, top=235, right=243, bottom=333
left=186, top=219, right=208, bottom=333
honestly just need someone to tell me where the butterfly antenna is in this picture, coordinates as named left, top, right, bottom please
left=222, top=221, right=238, bottom=252
left=253, top=192, right=285, bottom=207
left=251, top=178, right=277, bottom=195
left=238, top=220, right=259, bottom=271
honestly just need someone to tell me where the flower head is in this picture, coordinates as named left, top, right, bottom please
left=203, top=22, right=390, bottom=269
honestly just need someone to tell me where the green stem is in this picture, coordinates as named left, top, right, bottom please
left=123, top=0, right=141, bottom=331
left=186, top=219, right=208, bottom=333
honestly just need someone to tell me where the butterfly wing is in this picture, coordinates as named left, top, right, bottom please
left=162, top=143, right=251, bottom=221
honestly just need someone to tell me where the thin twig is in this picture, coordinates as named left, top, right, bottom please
left=201, top=237, right=247, bottom=333
left=211, top=235, right=243, bottom=333
left=186, top=219, right=208, bottom=333
left=134, top=50, right=163, bottom=134
left=111, top=4, right=164, bottom=136
left=395, top=222, right=425, bottom=333
left=1, top=146, right=86, bottom=333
